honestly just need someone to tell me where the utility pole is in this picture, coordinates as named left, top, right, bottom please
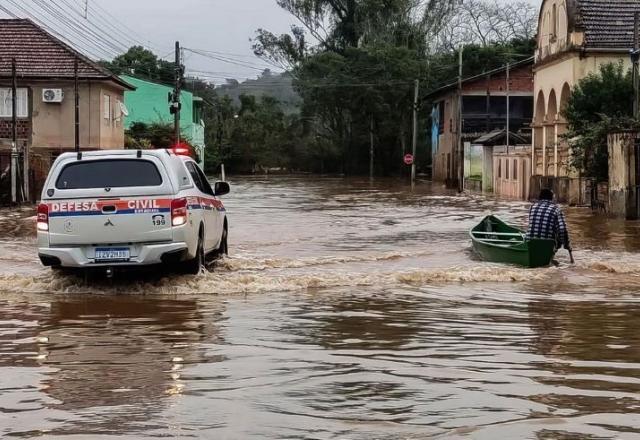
left=457, top=45, right=463, bottom=193
left=485, top=73, right=491, bottom=133
left=633, top=12, right=640, bottom=118
left=74, top=57, right=80, bottom=153
left=369, top=115, right=374, bottom=180
left=173, top=41, right=182, bottom=143
left=411, top=79, right=419, bottom=186
left=11, top=58, right=17, bottom=203
left=506, top=61, right=510, bottom=153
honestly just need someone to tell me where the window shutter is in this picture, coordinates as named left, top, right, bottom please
left=103, top=95, right=111, bottom=120
left=0, top=88, right=29, bottom=117
left=17, top=89, right=28, bottom=117
left=0, top=89, right=9, bottom=117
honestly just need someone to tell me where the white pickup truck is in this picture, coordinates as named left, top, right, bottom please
left=36, top=148, right=229, bottom=275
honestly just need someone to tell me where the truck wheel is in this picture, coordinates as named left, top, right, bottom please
left=183, top=235, right=204, bottom=275
left=215, top=225, right=228, bottom=258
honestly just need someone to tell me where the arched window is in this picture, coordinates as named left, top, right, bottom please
left=552, top=4, right=557, bottom=40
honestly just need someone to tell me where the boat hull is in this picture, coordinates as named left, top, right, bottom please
left=470, top=216, right=556, bottom=268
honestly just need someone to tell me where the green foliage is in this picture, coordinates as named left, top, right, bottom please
left=253, top=0, right=536, bottom=176
left=125, top=121, right=192, bottom=150
left=100, top=46, right=174, bottom=84
left=110, top=0, right=536, bottom=177
left=563, top=62, right=635, bottom=181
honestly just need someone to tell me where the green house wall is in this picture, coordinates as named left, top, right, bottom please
left=121, top=75, right=205, bottom=160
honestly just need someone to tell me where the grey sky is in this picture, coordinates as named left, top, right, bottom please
left=0, top=0, right=297, bottom=82
left=0, top=0, right=542, bottom=83
left=104, top=0, right=296, bottom=81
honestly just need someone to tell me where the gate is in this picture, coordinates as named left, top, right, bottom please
left=635, top=138, right=640, bottom=219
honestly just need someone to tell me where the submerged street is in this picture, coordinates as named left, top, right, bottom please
left=1, top=177, right=640, bottom=439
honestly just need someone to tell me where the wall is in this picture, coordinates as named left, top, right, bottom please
left=482, top=145, right=494, bottom=193
left=432, top=94, right=456, bottom=182
left=431, top=63, right=533, bottom=185
left=121, top=75, right=195, bottom=136
left=608, top=132, right=639, bottom=219
left=99, top=83, right=126, bottom=149
left=533, top=53, right=632, bottom=178
left=493, top=147, right=531, bottom=199
left=29, top=81, right=126, bottom=150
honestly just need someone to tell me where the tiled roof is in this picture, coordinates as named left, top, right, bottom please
left=577, top=0, right=640, bottom=48
left=0, top=19, right=133, bottom=89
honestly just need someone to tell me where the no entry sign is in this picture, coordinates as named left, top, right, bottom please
left=404, top=154, right=414, bottom=165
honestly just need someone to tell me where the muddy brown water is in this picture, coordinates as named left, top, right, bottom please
left=1, top=177, right=640, bottom=439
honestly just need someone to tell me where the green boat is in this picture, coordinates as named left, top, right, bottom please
left=470, top=215, right=556, bottom=268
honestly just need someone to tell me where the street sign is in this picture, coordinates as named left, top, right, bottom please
left=404, top=153, right=414, bottom=165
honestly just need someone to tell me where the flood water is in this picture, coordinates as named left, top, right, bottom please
left=1, top=177, right=640, bottom=439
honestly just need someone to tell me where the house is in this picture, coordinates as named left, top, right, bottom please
left=531, top=0, right=634, bottom=203
left=121, top=75, right=206, bottom=166
left=0, top=18, right=134, bottom=201
left=470, top=129, right=532, bottom=199
left=427, top=58, right=534, bottom=190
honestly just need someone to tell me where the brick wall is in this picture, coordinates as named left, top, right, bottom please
left=463, top=65, right=533, bottom=93
left=0, top=119, right=30, bottom=140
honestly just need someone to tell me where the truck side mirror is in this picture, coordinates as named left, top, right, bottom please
left=214, top=182, right=230, bottom=196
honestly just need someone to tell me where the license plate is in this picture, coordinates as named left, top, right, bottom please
left=95, top=248, right=130, bottom=262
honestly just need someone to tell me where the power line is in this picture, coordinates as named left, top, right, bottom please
left=34, top=0, right=127, bottom=55
left=185, top=48, right=274, bottom=72
left=78, top=0, right=166, bottom=53
left=1, top=0, right=168, bottom=61
left=1, top=0, right=114, bottom=59
left=50, top=0, right=134, bottom=53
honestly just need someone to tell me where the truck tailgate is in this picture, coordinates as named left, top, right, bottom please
left=47, top=196, right=173, bottom=246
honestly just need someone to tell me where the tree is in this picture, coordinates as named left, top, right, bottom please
left=126, top=121, right=190, bottom=149
left=435, top=0, right=537, bottom=51
left=563, top=62, right=635, bottom=181
left=252, top=0, right=536, bottom=175
left=100, top=46, right=174, bottom=84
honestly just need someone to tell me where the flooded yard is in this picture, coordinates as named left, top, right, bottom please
left=1, top=177, right=639, bottom=439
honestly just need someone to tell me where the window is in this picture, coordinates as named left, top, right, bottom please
left=193, top=101, right=203, bottom=124
left=186, top=162, right=213, bottom=196
left=103, top=95, right=111, bottom=120
left=551, top=4, right=557, bottom=39
left=115, top=99, right=122, bottom=124
left=55, top=160, right=162, bottom=189
left=194, top=164, right=214, bottom=195
left=505, top=159, right=510, bottom=180
left=497, top=159, right=502, bottom=178
left=513, top=160, right=518, bottom=180
left=0, top=88, right=29, bottom=117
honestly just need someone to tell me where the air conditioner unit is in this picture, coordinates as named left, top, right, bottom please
left=42, top=89, right=64, bottom=103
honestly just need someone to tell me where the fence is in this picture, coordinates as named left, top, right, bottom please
left=529, top=175, right=594, bottom=206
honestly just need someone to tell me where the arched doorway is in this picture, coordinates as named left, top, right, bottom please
left=533, top=90, right=546, bottom=175
left=557, top=82, right=572, bottom=175
left=559, top=82, right=571, bottom=116
left=546, top=89, right=559, bottom=175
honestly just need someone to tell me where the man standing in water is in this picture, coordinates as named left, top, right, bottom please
left=527, top=189, right=572, bottom=255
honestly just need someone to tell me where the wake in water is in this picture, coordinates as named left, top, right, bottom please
left=1, top=246, right=639, bottom=296
left=217, top=250, right=434, bottom=271
left=0, top=262, right=549, bottom=296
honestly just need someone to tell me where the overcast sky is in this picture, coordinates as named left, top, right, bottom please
left=0, top=0, right=542, bottom=83
left=104, top=0, right=297, bottom=81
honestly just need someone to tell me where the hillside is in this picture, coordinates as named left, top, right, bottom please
left=215, top=70, right=300, bottom=113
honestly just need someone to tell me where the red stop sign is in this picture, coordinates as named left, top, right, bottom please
left=404, top=154, right=414, bottom=165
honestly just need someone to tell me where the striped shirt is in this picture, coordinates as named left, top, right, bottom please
left=526, top=200, right=570, bottom=249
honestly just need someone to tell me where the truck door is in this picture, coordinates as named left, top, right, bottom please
left=185, top=161, right=218, bottom=252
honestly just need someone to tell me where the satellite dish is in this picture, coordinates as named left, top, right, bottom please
left=119, top=101, right=129, bottom=117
